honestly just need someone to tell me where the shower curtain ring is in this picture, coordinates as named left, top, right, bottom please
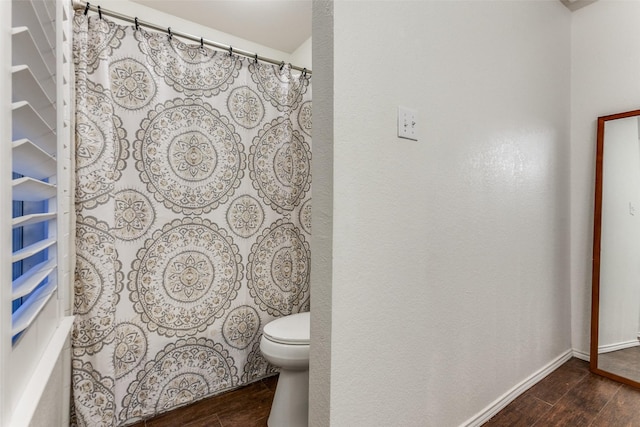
left=254, top=53, right=259, bottom=64
left=134, top=17, right=139, bottom=31
left=228, top=46, right=233, bottom=56
left=167, top=27, right=172, bottom=40
left=97, top=5, right=102, bottom=19
left=200, top=37, right=204, bottom=48
left=279, top=61, right=285, bottom=71
left=302, top=68, right=307, bottom=78
left=84, top=2, right=90, bottom=15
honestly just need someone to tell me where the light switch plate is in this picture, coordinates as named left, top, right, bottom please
left=398, top=106, right=418, bottom=141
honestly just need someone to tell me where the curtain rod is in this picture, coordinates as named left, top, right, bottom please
left=70, top=0, right=312, bottom=76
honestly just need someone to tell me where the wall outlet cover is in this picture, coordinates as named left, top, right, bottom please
left=398, top=106, right=418, bottom=141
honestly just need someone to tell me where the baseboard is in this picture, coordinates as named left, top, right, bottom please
left=460, top=349, right=573, bottom=427
left=572, top=348, right=590, bottom=362
left=598, top=340, right=640, bottom=354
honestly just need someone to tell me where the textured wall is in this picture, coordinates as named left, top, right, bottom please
left=312, top=1, right=572, bottom=425
left=289, top=37, right=312, bottom=70
left=570, top=0, right=640, bottom=357
left=309, top=2, right=333, bottom=426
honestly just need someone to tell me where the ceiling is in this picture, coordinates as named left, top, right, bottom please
left=130, top=0, right=312, bottom=54
left=131, top=0, right=595, bottom=54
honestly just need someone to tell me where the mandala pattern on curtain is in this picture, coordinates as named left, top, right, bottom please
left=71, top=13, right=311, bottom=426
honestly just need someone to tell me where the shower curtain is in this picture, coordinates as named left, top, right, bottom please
left=71, top=12, right=311, bottom=426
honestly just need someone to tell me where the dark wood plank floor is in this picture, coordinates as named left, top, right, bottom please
left=128, top=375, right=277, bottom=427
left=128, top=358, right=640, bottom=427
left=484, top=357, right=640, bottom=426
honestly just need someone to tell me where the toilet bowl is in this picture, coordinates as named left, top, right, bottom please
left=260, top=311, right=310, bottom=427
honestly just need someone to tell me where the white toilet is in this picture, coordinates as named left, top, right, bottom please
left=260, top=311, right=310, bottom=427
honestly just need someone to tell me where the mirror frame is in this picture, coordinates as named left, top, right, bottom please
left=590, top=108, right=640, bottom=388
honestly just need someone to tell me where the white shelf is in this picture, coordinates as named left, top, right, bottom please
left=12, top=65, right=56, bottom=128
left=12, top=280, right=56, bottom=336
left=12, top=212, right=56, bottom=229
left=12, top=138, right=57, bottom=179
left=12, top=237, right=56, bottom=263
left=12, top=0, right=55, bottom=57
left=12, top=101, right=56, bottom=155
left=12, top=177, right=57, bottom=202
left=12, top=27, right=55, bottom=100
left=12, top=258, right=56, bottom=300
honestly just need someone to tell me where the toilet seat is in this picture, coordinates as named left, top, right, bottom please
left=263, top=311, right=310, bottom=345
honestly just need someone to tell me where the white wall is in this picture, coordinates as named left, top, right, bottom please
left=570, top=0, right=640, bottom=357
left=310, top=2, right=333, bottom=426
left=598, top=116, right=640, bottom=349
left=289, top=36, right=312, bottom=70
left=312, top=1, right=571, bottom=425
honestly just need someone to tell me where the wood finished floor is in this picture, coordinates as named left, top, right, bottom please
left=484, top=357, right=640, bottom=426
left=128, top=375, right=277, bottom=427
left=128, top=358, right=640, bottom=427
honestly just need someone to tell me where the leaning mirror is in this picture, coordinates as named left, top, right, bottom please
left=591, top=108, right=640, bottom=388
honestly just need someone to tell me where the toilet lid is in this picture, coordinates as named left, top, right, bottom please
left=263, top=312, right=310, bottom=345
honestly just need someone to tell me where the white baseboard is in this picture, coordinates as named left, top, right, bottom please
left=598, top=339, right=640, bottom=354
left=460, top=349, right=573, bottom=427
left=572, top=348, right=590, bottom=361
